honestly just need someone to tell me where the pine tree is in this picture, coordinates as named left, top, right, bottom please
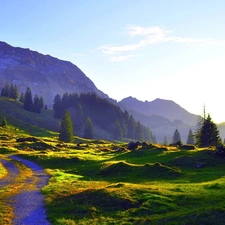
left=53, top=94, right=62, bottom=119
left=143, top=127, right=153, bottom=143
left=83, top=117, right=94, bottom=139
left=39, top=97, right=44, bottom=109
left=33, top=95, right=41, bottom=113
left=172, top=129, right=182, bottom=144
left=76, top=103, right=84, bottom=129
left=1, top=87, right=6, bottom=97
left=13, top=84, right=19, bottom=100
left=1, top=82, right=9, bottom=97
left=196, top=114, right=221, bottom=147
left=9, top=83, right=14, bottom=98
left=59, top=110, right=74, bottom=143
left=1, top=117, right=7, bottom=127
left=23, top=87, right=33, bottom=111
left=19, top=92, right=25, bottom=103
left=187, top=129, right=195, bottom=145
left=152, top=134, right=157, bottom=144
left=127, top=115, right=136, bottom=139
left=135, top=121, right=144, bottom=141
left=112, top=119, right=123, bottom=139
left=163, top=136, right=168, bottom=145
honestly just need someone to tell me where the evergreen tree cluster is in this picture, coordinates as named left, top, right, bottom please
left=53, top=92, right=155, bottom=142
left=23, top=87, right=44, bottom=113
left=1, top=82, right=19, bottom=100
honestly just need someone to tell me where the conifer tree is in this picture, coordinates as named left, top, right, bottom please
left=53, top=94, right=62, bottom=119
left=1, top=82, right=9, bottom=97
left=187, top=129, right=195, bottom=145
left=163, top=136, right=168, bottom=145
left=9, top=83, right=14, bottom=98
left=127, top=115, right=136, bottom=139
left=40, top=97, right=44, bottom=109
left=172, top=129, right=182, bottom=144
left=23, top=87, right=33, bottom=111
left=33, top=95, right=41, bottom=113
left=135, top=121, right=144, bottom=141
left=112, top=119, right=123, bottom=139
left=195, top=114, right=221, bottom=147
left=76, top=103, right=84, bottom=129
left=83, top=117, right=94, bottom=139
left=13, top=84, right=19, bottom=100
left=1, top=117, right=7, bottom=127
left=19, top=92, right=25, bottom=103
left=59, top=110, right=74, bottom=143
left=152, top=134, right=157, bottom=144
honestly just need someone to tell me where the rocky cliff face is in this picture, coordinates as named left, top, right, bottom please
left=0, top=41, right=108, bottom=104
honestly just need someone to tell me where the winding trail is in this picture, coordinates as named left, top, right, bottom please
left=0, top=155, right=50, bottom=225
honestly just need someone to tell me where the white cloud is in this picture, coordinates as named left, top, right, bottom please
left=100, top=24, right=225, bottom=62
left=109, top=54, right=137, bottom=62
left=126, top=24, right=172, bottom=37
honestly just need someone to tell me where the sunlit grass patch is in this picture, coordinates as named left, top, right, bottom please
left=0, top=163, right=7, bottom=179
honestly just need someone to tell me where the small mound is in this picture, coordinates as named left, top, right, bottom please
left=100, top=162, right=135, bottom=176
left=171, top=156, right=205, bottom=168
left=69, top=189, right=135, bottom=212
left=143, top=163, right=182, bottom=178
left=100, top=161, right=182, bottom=180
left=171, top=156, right=194, bottom=167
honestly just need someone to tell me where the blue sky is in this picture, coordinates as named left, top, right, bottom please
left=1, top=0, right=225, bottom=123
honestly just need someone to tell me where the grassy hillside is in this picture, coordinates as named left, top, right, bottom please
left=0, top=96, right=60, bottom=137
left=0, top=97, right=123, bottom=141
left=1, top=125, right=225, bottom=224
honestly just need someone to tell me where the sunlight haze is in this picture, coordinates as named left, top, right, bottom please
left=1, top=0, right=225, bottom=123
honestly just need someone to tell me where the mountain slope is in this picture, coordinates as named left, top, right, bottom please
left=119, top=96, right=199, bottom=126
left=0, top=41, right=108, bottom=105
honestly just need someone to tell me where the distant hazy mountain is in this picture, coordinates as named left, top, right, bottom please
left=118, top=96, right=199, bottom=143
left=119, top=96, right=199, bottom=126
left=0, top=41, right=108, bottom=105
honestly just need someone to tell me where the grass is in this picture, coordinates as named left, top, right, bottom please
left=1, top=124, right=225, bottom=224
left=0, top=162, right=7, bottom=179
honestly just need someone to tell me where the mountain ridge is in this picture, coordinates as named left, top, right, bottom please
left=0, top=41, right=108, bottom=105
left=119, top=96, right=199, bottom=126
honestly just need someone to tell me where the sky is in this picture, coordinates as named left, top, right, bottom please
left=1, top=0, right=225, bottom=123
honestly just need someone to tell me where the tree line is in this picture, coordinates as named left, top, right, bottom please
left=53, top=92, right=156, bottom=142
left=164, top=113, right=221, bottom=147
left=1, top=82, right=19, bottom=99
left=1, top=82, right=45, bottom=114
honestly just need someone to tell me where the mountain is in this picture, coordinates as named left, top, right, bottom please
left=0, top=41, right=108, bottom=105
left=119, top=97, right=199, bottom=126
left=118, top=97, right=199, bottom=143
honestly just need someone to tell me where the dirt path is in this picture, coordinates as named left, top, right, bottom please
left=0, top=155, right=50, bottom=225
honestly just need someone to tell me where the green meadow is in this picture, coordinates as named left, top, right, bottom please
left=1, top=125, right=225, bottom=224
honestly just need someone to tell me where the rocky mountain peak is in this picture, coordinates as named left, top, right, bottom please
left=0, top=41, right=108, bottom=105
